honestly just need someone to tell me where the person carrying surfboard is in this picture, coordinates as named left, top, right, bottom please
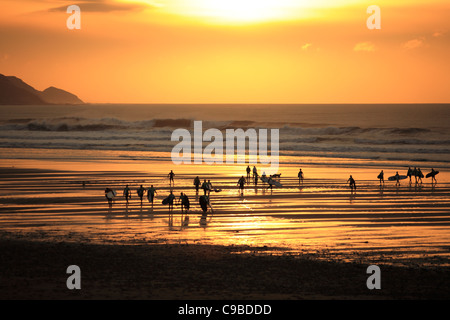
left=377, top=170, right=384, bottom=185
left=105, top=188, right=114, bottom=207
left=237, top=176, right=246, bottom=194
left=428, top=168, right=438, bottom=183
left=193, top=176, right=201, bottom=193
left=166, top=191, right=175, bottom=211
left=123, top=185, right=131, bottom=204
left=347, top=175, right=356, bottom=190
left=147, top=185, right=157, bottom=206
left=178, top=192, right=190, bottom=213
left=417, top=168, right=424, bottom=184
left=407, top=167, right=413, bottom=183
left=394, top=171, right=401, bottom=186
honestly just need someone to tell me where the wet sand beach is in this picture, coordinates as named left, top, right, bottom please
left=1, top=156, right=450, bottom=299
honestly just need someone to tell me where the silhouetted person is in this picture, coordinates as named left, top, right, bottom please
left=254, top=172, right=258, bottom=186
left=179, top=192, right=190, bottom=213
left=267, top=177, right=274, bottom=192
left=238, top=176, right=246, bottom=194
left=168, top=170, right=175, bottom=186
left=377, top=170, right=384, bottom=185
left=407, top=167, right=413, bottom=183
left=252, top=166, right=258, bottom=180
left=193, top=176, right=201, bottom=193
left=147, top=185, right=157, bottom=206
left=167, top=191, right=175, bottom=212
left=430, top=168, right=438, bottom=183
left=413, top=167, right=418, bottom=183
left=201, top=179, right=209, bottom=196
left=123, top=185, right=131, bottom=203
left=246, top=166, right=251, bottom=180
left=347, top=175, right=356, bottom=190
left=105, top=188, right=114, bottom=208
left=207, top=180, right=213, bottom=196
left=417, top=168, right=423, bottom=184
left=298, top=169, right=304, bottom=184
left=394, top=171, right=400, bottom=186
left=137, top=185, right=145, bottom=205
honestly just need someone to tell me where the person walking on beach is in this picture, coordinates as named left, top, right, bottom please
left=201, top=179, right=209, bottom=196
left=413, top=167, right=418, bottom=184
left=137, top=185, right=146, bottom=205
left=394, top=171, right=401, bottom=186
left=105, top=188, right=114, bottom=208
left=237, top=176, right=246, bottom=195
left=430, top=168, right=438, bottom=184
left=252, top=166, right=258, bottom=180
left=377, top=170, right=384, bottom=185
left=168, top=170, right=175, bottom=187
left=298, top=169, right=304, bottom=185
left=417, top=168, right=423, bottom=184
left=123, top=185, right=131, bottom=204
left=407, top=167, right=413, bottom=183
left=246, top=166, right=251, bottom=181
left=207, top=180, right=213, bottom=196
left=147, top=185, right=157, bottom=206
left=178, top=192, right=190, bottom=214
left=347, top=175, right=356, bottom=191
left=267, top=177, right=274, bottom=192
left=193, top=176, right=201, bottom=193
left=167, top=191, right=175, bottom=212
left=254, top=172, right=259, bottom=186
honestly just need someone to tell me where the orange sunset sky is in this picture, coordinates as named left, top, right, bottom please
left=0, top=0, right=449, bottom=104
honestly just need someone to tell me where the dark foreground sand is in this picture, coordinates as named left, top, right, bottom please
left=1, top=236, right=449, bottom=300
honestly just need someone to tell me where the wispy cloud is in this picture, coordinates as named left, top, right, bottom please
left=353, top=41, right=376, bottom=52
left=47, top=0, right=157, bottom=13
left=403, top=37, right=425, bottom=50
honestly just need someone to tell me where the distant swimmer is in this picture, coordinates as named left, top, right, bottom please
left=137, top=185, right=146, bottom=204
left=347, top=175, right=356, bottom=190
left=407, top=167, right=413, bottom=183
left=147, top=185, right=157, bottom=206
left=237, top=176, right=246, bottom=194
left=123, top=185, right=131, bottom=203
left=193, top=176, right=201, bottom=193
left=246, top=166, right=251, bottom=180
left=298, top=169, right=304, bottom=184
left=168, top=170, right=175, bottom=186
left=377, top=170, right=384, bottom=185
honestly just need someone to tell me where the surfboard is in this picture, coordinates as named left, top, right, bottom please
left=426, top=171, right=439, bottom=178
left=377, top=173, right=383, bottom=179
left=213, top=189, right=222, bottom=192
left=268, top=178, right=282, bottom=187
left=388, top=175, right=408, bottom=181
left=106, top=190, right=116, bottom=199
left=260, top=176, right=269, bottom=183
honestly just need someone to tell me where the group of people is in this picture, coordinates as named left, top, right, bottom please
left=376, top=167, right=438, bottom=186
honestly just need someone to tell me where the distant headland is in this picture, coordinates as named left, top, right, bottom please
left=0, top=74, right=84, bottom=105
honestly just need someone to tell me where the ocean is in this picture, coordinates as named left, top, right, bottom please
left=1, top=104, right=449, bottom=168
